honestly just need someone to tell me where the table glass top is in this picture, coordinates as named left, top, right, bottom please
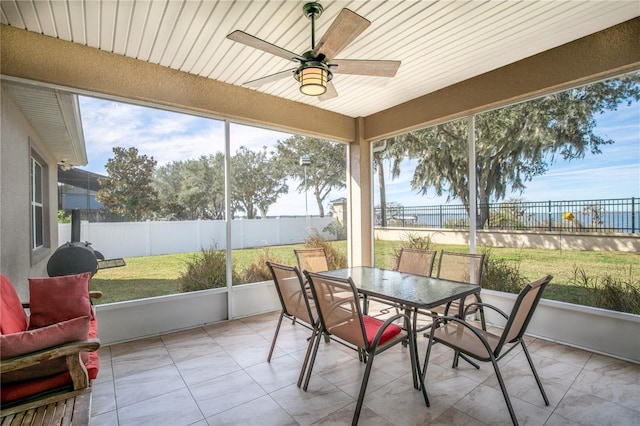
left=321, top=266, right=480, bottom=309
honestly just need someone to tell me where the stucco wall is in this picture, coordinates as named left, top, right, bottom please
left=0, top=86, right=58, bottom=299
left=375, top=227, right=640, bottom=252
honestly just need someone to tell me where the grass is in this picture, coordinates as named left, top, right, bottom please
left=91, top=241, right=639, bottom=310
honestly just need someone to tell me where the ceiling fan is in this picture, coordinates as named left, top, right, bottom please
left=226, top=2, right=401, bottom=100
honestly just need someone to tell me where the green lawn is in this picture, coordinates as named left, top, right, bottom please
left=91, top=241, right=639, bottom=311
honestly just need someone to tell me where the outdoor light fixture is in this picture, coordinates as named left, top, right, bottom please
left=295, top=62, right=332, bottom=96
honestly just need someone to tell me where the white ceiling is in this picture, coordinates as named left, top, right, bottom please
left=1, top=1, right=638, bottom=118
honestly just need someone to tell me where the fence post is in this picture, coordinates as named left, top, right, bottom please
left=548, top=201, right=552, bottom=232
left=632, top=197, right=636, bottom=234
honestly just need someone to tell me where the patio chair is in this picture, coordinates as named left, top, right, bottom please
left=384, top=247, right=437, bottom=315
left=432, top=251, right=486, bottom=326
left=265, top=262, right=318, bottom=387
left=397, top=247, right=437, bottom=277
left=294, top=247, right=329, bottom=273
left=423, top=275, right=553, bottom=426
left=303, top=271, right=429, bottom=425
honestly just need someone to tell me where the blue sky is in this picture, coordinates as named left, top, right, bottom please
left=79, top=93, right=639, bottom=216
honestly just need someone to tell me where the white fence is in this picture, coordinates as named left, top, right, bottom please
left=59, top=217, right=335, bottom=259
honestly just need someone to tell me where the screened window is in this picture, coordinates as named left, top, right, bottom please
left=30, top=146, right=49, bottom=262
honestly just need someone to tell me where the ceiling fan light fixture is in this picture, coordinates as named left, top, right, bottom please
left=296, top=62, right=332, bottom=96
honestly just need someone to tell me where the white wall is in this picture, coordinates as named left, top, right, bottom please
left=59, top=217, right=335, bottom=258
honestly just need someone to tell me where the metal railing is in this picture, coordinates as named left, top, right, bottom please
left=375, top=198, right=638, bottom=233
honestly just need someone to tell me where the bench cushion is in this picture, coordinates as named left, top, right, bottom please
left=1, top=316, right=90, bottom=359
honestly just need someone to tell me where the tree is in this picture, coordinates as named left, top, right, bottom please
left=231, top=146, right=288, bottom=219
left=386, top=72, right=640, bottom=227
left=155, top=154, right=225, bottom=220
left=97, top=146, right=159, bottom=221
left=275, top=135, right=346, bottom=217
left=373, top=138, right=406, bottom=226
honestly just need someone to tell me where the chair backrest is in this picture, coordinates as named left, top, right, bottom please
left=496, top=275, right=553, bottom=354
left=294, top=248, right=329, bottom=273
left=304, top=271, right=367, bottom=349
left=397, top=248, right=437, bottom=277
left=266, top=262, right=315, bottom=326
left=436, top=251, right=485, bottom=286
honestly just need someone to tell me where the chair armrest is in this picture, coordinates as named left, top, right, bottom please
left=1, top=338, right=101, bottom=391
left=463, top=302, right=509, bottom=320
left=1, top=338, right=101, bottom=374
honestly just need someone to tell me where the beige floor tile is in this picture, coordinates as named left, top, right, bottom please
left=363, top=376, right=439, bottom=425
left=554, top=388, right=640, bottom=426
left=116, top=387, right=204, bottom=426
left=313, top=402, right=394, bottom=426
left=175, top=349, right=242, bottom=387
left=583, top=352, right=640, bottom=380
left=91, top=408, right=119, bottom=426
left=526, top=339, right=592, bottom=368
left=115, top=363, right=186, bottom=408
left=205, top=395, right=297, bottom=426
left=110, top=338, right=174, bottom=378
left=271, top=377, right=352, bottom=426
left=190, top=370, right=267, bottom=418
left=245, top=354, right=306, bottom=393
left=91, top=379, right=117, bottom=416
left=570, top=369, right=640, bottom=413
left=430, top=407, right=489, bottom=425
left=453, top=383, right=552, bottom=425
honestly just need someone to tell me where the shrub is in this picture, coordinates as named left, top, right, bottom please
left=323, top=220, right=347, bottom=240
left=305, top=228, right=347, bottom=269
left=571, top=266, right=640, bottom=314
left=240, top=248, right=284, bottom=283
left=390, top=232, right=434, bottom=269
left=177, top=246, right=236, bottom=292
left=480, top=248, right=528, bottom=294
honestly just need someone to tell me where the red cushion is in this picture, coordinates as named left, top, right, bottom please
left=0, top=274, right=28, bottom=334
left=0, top=316, right=90, bottom=359
left=28, top=272, right=93, bottom=328
left=362, top=315, right=402, bottom=346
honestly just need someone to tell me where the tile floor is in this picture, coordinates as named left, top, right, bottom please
left=91, top=309, right=640, bottom=426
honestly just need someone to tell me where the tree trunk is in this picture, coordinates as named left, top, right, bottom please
left=377, top=161, right=387, bottom=227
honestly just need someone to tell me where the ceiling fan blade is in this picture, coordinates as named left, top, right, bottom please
left=319, top=81, right=338, bottom=101
left=227, top=30, right=304, bottom=62
left=312, top=8, right=370, bottom=61
left=331, top=59, right=401, bottom=77
left=244, top=69, right=296, bottom=87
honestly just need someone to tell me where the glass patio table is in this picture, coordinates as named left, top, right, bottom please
left=321, top=266, right=481, bottom=389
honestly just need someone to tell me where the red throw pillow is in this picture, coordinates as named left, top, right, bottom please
left=0, top=274, right=29, bottom=334
left=0, top=316, right=90, bottom=359
left=28, top=273, right=93, bottom=328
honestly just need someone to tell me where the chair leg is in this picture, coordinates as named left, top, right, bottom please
left=298, top=326, right=319, bottom=387
left=303, top=325, right=323, bottom=391
left=352, top=351, right=375, bottom=426
left=490, top=355, right=519, bottom=426
left=267, top=311, right=284, bottom=362
left=521, top=340, right=549, bottom=406
left=459, top=353, right=481, bottom=369
left=408, top=324, right=429, bottom=407
left=420, top=329, right=435, bottom=407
